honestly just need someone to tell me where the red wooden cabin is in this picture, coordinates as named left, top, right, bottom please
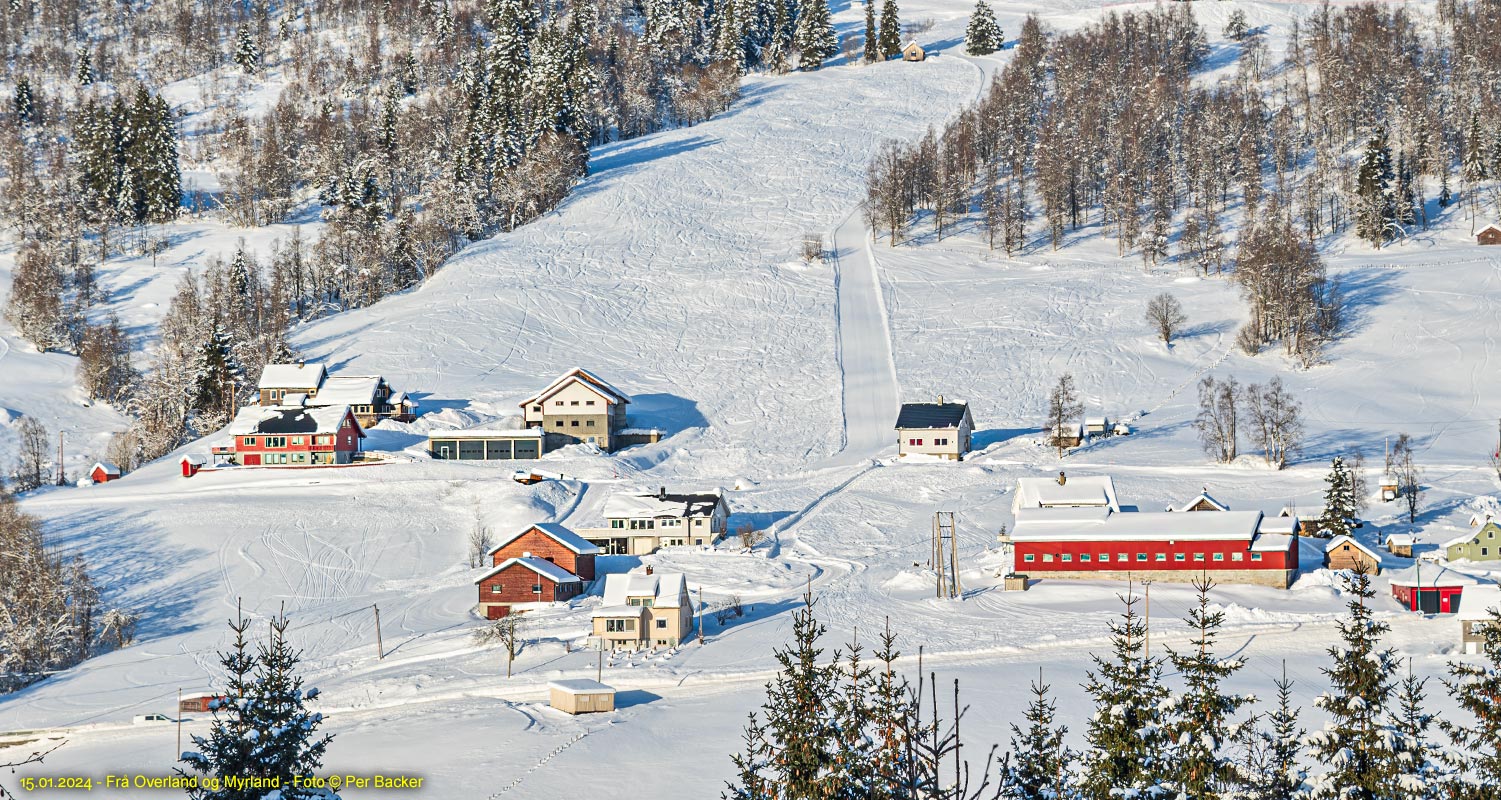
left=90, top=462, right=121, bottom=483
left=475, top=557, right=585, bottom=619
left=488, top=523, right=601, bottom=581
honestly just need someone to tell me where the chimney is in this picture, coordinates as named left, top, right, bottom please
left=297, top=359, right=304, bottom=368
left=645, top=565, right=654, bottom=576
left=1057, top=471, right=1067, bottom=486
left=522, top=551, right=532, bottom=559
left=938, top=394, right=944, bottom=405
left=659, top=486, right=667, bottom=500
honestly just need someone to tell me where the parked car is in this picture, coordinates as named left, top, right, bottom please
left=511, top=469, right=565, bottom=485
left=132, top=713, right=171, bottom=724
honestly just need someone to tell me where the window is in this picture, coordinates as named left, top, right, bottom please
left=1080, top=554, right=1091, bottom=562
left=1232, top=552, right=1244, bottom=561
left=627, top=598, right=655, bottom=607
left=570, top=420, right=580, bottom=427
left=1118, top=554, right=1130, bottom=562
left=1042, top=554, right=1054, bottom=563
left=1061, top=554, right=1072, bottom=562
left=1155, top=553, right=1167, bottom=562
left=604, top=618, right=635, bottom=632
left=554, top=400, right=563, bottom=405
left=587, top=400, right=596, bottom=406
left=1213, top=553, right=1225, bottom=562
left=1024, top=554, right=1035, bottom=562
left=1174, top=553, right=1186, bottom=562
left=934, top=438, right=949, bottom=446
left=533, top=405, right=542, bottom=412
left=1136, top=553, right=1147, bottom=562
left=244, top=437, right=257, bottom=446
left=291, top=436, right=304, bottom=445
left=908, top=438, right=923, bottom=446
left=611, top=520, right=625, bottom=529
left=1484, top=548, right=1490, bottom=556
left=587, top=420, right=596, bottom=427
left=1194, top=553, right=1206, bottom=562
left=554, top=420, right=564, bottom=427
left=1251, top=553, right=1263, bottom=561
left=532, top=584, right=543, bottom=594
left=316, top=435, right=333, bottom=445
left=491, top=584, right=502, bottom=592
left=656, top=619, right=667, bottom=629
left=629, top=519, right=655, bottom=530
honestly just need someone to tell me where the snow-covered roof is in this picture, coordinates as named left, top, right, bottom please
left=257, top=362, right=326, bottom=390
left=1049, top=421, right=1084, bottom=438
left=592, top=604, right=646, bottom=618
left=1250, top=534, right=1296, bottom=552
left=903, top=39, right=923, bottom=49
left=428, top=427, right=544, bottom=439
left=1460, top=583, right=1501, bottom=617
left=603, top=490, right=724, bottom=520
left=227, top=405, right=361, bottom=437
left=313, top=375, right=382, bottom=406
left=488, top=523, right=601, bottom=556
left=1010, top=508, right=1265, bottom=543
left=1325, top=535, right=1380, bottom=560
left=1444, top=529, right=1482, bottom=548
left=1479, top=224, right=1501, bottom=236
left=1012, top=475, right=1120, bottom=513
left=473, top=556, right=583, bottom=585
left=1256, top=516, right=1299, bottom=536
left=1084, top=416, right=1109, bottom=427
left=1168, top=492, right=1228, bottom=512
left=549, top=679, right=613, bottom=694
left=1385, top=533, right=1415, bottom=547
left=180, top=454, right=208, bottom=466
left=600, top=572, right=687, bottom=608
left=521, top=368, right=630, bottom=407
left=91, top=461, right=121, bottom=476
left=1387, top=564, right=1479, bottom=588
left=895, top=402, right=970, bottom=430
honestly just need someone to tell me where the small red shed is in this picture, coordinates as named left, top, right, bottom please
left=1389, top=564, right=1477, bottom=614
left=180, top=454, right=207, bottom=478
left=90, top=461, right=122, bottom=483
left=178, top=693, right=230, bottom=713
left=474, top=556, right=585, bottom=619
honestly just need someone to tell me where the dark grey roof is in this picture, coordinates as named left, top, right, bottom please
left=895, top=402, right=969, bottom=430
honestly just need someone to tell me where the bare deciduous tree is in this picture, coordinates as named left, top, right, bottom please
left=1195, top=375, right=1239, bottom=464
left=13, top=416, right=51, bottom=492
left=475, top=613, right=528, bottom=678
left=737, top=522, right=766, bottom=551
left=1392, top=433, right=1422, bottom=524
left=468, top=523, right=494, bottom=569
left=1243, top=377, right=1302, bottom=469
left=1046, top=373, right=1084, bottom=457
left=1146, top=293, right=1188, bottom=344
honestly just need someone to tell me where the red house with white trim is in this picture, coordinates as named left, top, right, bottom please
left=488, top=523, right=600, bottom=581
left=1004, top=475, right=1299, bottom=588
left=226, top=405, right=364, bottom=466
left=474, top=557, right=585, bottom=619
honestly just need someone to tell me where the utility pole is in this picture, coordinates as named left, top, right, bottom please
left=55, top=431, right=65, bottom=486
left=933, top=512, right=959, bottom=599
left=596, top=648, right=603, bottom=683
left=697, top=587, right=704, bottom=645
left=1142, top=579, right=1154, bottom=660
left=373, top=604, right=384, bottom=660
left=176, top=688, right=182, bottom=757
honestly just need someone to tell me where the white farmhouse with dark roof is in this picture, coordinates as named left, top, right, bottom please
left=894, top=398, right=973, bottom=460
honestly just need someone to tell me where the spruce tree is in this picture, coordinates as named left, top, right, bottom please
left=1355, top=129, right=1395, bottom=248
left=862, top=0, right=879, bottom=64
left=1235, top=665, right=1307, bottom=800
left=1000, top=670, right=1072, bottom=800
left=1439, top=606, right=1501, bottom=800
left=248, top=616, right=333, bottom=798
left=1164, top=578, right=1250, bottom=800
left=233, top=28, right=261, bottom=74
left=1078, top=591, right=1169, bottom=800
left=178, top=608, right=260, bottom=799
left=75, top=45, right=94, bottom=85
left=793, top=0, right=837, bottom=71
left=878, top=0, right=901, bottom=60
left=1390, top=663, right=1441, bottom=800
left=763, top=0, right=791, bottom=74
left=1321, top=456, right=1357, bottom=539
left=963, top=0, right=1003, bottom=56
left=14, top=75, right=35, bottom=125
left=1306, top=569, right=1401, bottom=800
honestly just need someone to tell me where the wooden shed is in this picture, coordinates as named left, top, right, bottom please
left=548, top=679, right=615, bottom=714
left=1385, top=533, right=1414, bottom=558
left=1478, top=224, right=1501, bottom=245
left=1323, top=535, right=1381, bottom=574
left=178, top=693, right=229, bottom=714
left=902, top=40, right=926, bottom=61
left=89, top=462, right=121, bottom=483
left=180, top=454, right=207, bottom=478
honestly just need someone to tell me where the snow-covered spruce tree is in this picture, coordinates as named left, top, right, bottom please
left=1000, top=670, right=1072, bottom=800
left=1077, top=591, right=1169, bottom=800
left=14, top=76, right=35, bottom=125
left=180, top=610, right=333, bottom=800
left=1305, top=568, right=1400, bottom=800
left=75, top=45, right=94, bottom=85
left=1355, top=128, right=1395, bottom=248
left=963, top=1, right=1003, bottom=56
left=1388, top=663, right=1442, bottom=800
left=233, top=28, right=261, bottom=74
left=1164, top=578, right=1251, bottom=800
left=1438, top=606, right=1501, bottom=800
left=762, top=0, right=791, bottom=73
left=793, top=0, right=837, bottom=71
left=1320, top=456, right=1357, bottom=539
left=878, top=0, right=901, bottom=60
left=1233, top=664, right=1308, bottom=800
left=863, top=0, right=880, bottom=63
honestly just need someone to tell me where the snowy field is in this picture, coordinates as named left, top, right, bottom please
left=6, top=0, right=1501, bottom=797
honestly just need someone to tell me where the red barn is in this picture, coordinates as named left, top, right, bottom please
left=474, top=557, right=585, bottom=619
left=226, top=405, right=364, bottom=466
left=178, top=693, right=230, bottom=713
left=1389, top=564, right=1476, bottom=614
left=90, top=461, right=121, bottom=483
left=488, top=523, right=600, bottom=581
left=1007, top=505, right=1299, bottom=589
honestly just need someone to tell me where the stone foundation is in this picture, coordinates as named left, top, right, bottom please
left=1022, top=568, right=1295, bottom=590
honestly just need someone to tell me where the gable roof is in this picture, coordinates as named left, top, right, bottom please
left=1012, top=475, right=1120, bottom=513
left=91, top=461, right=121, bottom=476
left=227, top=405, right=364, bottom=437
left=473, top=556, right=583, bottom=585
left=1444, top=528, right=1485, bottom=548
left=601, top=571, right=687, bottom=608
left=1479, top=224, right=1501, bottom=236
left=1169, top=491, right=1229, bottom=512
left=314, top=375, right=383, bottom=406
left=903, top=39, right=923, bottom=50
left=603, top=490, right=725, bottom=520
left=1325, top=534, right=1380, bottom=561
left=549, top=679, right=613, bottom=694
left=488, top=523, right=601, bottom=556
left=257, top=362, right=327, bottom=390
left=895, top=402, right=970, bottom=430
left=1461, top=583, right=1501, bottom=617
left=1385, top=532, right=1415, bottom=547
left=1010, top=508, right=1264, bottom=543
left=521, top=368, right=630, bottom=408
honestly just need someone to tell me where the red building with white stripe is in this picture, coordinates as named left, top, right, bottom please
left=226, top=405, right=364, bottom=466
left=1005, top=475, right=1299, bottom=589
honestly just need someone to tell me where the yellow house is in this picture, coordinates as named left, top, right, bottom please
left=520, top=368, right=631, bottom=451
left=591, top=569, right=693, bottom=650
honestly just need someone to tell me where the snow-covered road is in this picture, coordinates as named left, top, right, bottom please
left=826, top=209, right=901, bottom=464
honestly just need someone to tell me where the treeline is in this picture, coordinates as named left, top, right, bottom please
left=726, top=573, right=1501, bottom=800
left=0, top=491, right=136, bottom=694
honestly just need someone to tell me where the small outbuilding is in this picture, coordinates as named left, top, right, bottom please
left=1385, top=533, right=1415, bottom=558
left=902, top=40, right=926, bottom=61
left=428, top=427, right=545, bottom=460
left=1168, top=489, right=1228, bottom=513
left=1049, top=421, right=1084, bottom=449
left=1084, top=417, right=1111, bottom=437
left=548, top=679, right=615, bottom=714
left=1478, top=224, right=1501, bottom=245
left=180, top=454, right=207, bottom=478
left=1458, top=583, right=1501, bottom=654
left=1323, top=535, right=1381, bottom=574
left=1389, top=565, right=1477, bottom=614
left=178, top=693, right=229, bottom=714
left=89, top=462, right=121, bottom=484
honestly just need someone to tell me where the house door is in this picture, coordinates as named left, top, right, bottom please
left=1418, top=589, right=1440, bottom=614
left=244, top=454, right=261, bottom=466
left=439, top=445, right=450, bottom=460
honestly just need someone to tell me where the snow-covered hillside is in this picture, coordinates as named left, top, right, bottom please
left=6, top=0, right=1501, bottom=797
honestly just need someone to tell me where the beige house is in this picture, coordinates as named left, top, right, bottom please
left=548, top=679, right=616, bottom=714
left=591, top=570, right=693, bottom=650
left=902, top=40, right=926, bottom=61
left=1459, top=584, right=1501, bottom=654
left=257, top=362, right=326, bottom=406
left=895, top=399, right=973, bottom=460
left=1323, top=535, right=1381, bottom=574
left=521, top=368, right=630, bottom=451
left=580, top=488, right=730, bottom=555
left=1444, top=523, right=1501, bottom=563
